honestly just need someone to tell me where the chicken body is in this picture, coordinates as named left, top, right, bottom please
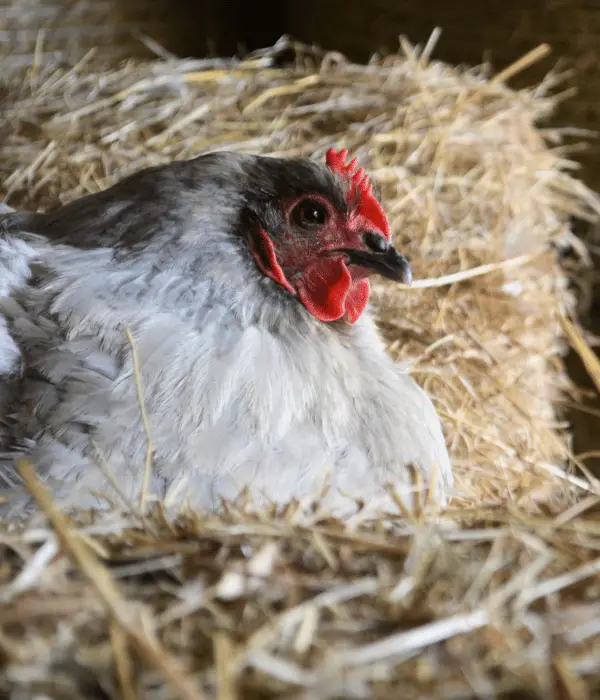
left=0, top=151, right=452, bottom=516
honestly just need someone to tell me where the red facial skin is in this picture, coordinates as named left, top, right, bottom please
left=252, top=149, right=391, bottom=325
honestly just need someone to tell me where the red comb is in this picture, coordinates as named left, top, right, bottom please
left=325, top=148, right=390, bottom=240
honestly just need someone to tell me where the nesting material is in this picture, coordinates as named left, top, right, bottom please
left=2, top=36, right=600, bottom=698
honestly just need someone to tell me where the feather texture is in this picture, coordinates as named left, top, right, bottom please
left=0, top=152, right=452, bottom=517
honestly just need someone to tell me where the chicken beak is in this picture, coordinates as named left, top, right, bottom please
left=330, top=245, right=413, bottom=286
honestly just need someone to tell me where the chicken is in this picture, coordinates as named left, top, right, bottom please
left=0, top=148, right=452, bottom=517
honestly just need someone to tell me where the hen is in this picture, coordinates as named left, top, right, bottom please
left=0, top=148, right=452, bottom=517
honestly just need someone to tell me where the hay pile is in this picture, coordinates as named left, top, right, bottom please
left=2, top=35, right=600, bottom=699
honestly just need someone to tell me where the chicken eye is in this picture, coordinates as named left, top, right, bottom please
left=291, top=198, right=329, bottom=229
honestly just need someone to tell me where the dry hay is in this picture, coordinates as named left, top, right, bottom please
left=1, top=34, right=600, bottom=699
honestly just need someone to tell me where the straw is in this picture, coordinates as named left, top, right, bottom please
left=2, top=33, right=600, bottom=699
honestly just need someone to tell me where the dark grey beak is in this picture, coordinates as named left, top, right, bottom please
left=330, top=244, right=413, bottom=285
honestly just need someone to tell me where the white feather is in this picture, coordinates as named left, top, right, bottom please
left=0, top=154, right=453, bottom=518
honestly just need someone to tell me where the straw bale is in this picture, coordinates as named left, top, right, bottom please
left=1, top=35, right=600, bottom=699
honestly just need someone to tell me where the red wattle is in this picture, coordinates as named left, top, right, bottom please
left=297, top=258, right=370, bottom=324
left=343, top=278, right=370, bottom=324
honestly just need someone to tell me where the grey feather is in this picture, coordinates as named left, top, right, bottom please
left=0, top=152, right=452, bottom=518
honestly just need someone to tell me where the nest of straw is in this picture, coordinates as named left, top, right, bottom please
left=2, top=34, right=600, bottom=699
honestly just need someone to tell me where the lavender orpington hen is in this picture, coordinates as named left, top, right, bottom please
left=0, top=148, right=452, bottom=517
